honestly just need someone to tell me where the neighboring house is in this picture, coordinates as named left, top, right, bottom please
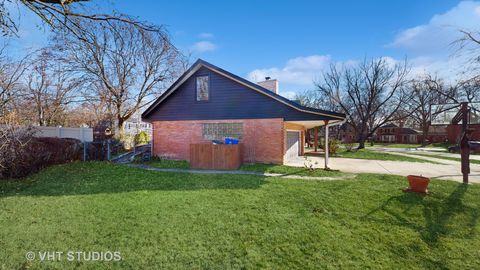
left=424, top=125, right=448, bottom=143
left=123, top=115, right=153, bottom=138
left=447, top=124, right=480, bottom=143
left=142, top=59, right=345, bottom=164
left=338, top=122, right=356, bottom=143
left=376, top=123, right=420, bottom=144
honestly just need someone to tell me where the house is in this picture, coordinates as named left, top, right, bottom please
left=338, top=122, right=356, bottom=143
left=424, top=125, right=448, bottom=143
left=447, top=124, right=480, bottom=143
left=123, top=112, right=153, bottom=138
left=141, top=59, right=345, bottom=164
left=375, top=123, right=420, bottom=144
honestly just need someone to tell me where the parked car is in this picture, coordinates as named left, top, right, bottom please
left=448, top=141, right=480, bottom=153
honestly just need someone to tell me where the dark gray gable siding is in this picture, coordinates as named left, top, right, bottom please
left=144, top=67, right=336, bottom=121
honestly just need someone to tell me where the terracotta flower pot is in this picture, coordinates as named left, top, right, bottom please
left=404, top=175, right=430, bottom=194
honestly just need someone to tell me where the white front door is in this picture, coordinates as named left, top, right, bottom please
left=285, top=131, right=300, bottom=161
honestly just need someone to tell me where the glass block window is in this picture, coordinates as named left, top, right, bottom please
left=196, top=75, right=209, bottom=101
left=202, top=123, right=243, bottom=140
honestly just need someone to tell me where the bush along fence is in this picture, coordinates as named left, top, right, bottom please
left=0, top=124, right=154, bottom=179
left=0, top=134, right=84, bottom=179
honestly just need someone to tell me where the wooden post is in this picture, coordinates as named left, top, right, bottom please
left=324, top=120, right=329, bottom=169
left=83, top=142, right=87, bottom=161
left=314, top=127, right=318, bottom=152
left=460, top=102, right=470, bottom=184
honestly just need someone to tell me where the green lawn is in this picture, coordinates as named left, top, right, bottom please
left=336, top=149, right=438, bottom=163
left=1, top=162, right=479, bottom=269
left=142, top=158, right=348, bottom=177
left=239, top=163, right=348, bottom=177
left=370, top=142, right=453, bottom=150
left=409, top=153, right=480, bottom=164
left=141, top=157, right=190, bottom=169
left=369, top=143, right=423, bottom=148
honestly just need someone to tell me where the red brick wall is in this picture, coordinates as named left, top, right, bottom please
left=151, top=118, right=285, bottom=164
left=447, top=124, right=480, bottom=143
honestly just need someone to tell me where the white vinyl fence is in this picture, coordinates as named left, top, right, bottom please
left=35, top=126, right=93, bottom=142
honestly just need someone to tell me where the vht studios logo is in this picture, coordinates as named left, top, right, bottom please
left=25, top=251, right=122, bottom=262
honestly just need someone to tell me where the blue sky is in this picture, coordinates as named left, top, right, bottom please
left=5, top=0, right=480, bottom=98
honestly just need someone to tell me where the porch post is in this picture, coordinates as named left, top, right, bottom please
left=324, top=120, right=330, bottom=169
left=314, top=127, right=318, bottom=152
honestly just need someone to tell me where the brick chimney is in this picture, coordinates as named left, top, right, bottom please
left=257, top=77, right=278, bottom=94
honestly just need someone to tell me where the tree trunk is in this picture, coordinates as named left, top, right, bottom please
left=357, top=140, right=366, bottom=149
left=421, top=121, right=429, bottom=146
left=356, top=130, right=367, bottom=150
left=115, top=116, right=125, bottom=139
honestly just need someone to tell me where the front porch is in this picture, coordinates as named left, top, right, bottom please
left=283, top=119, right=344, bottom=168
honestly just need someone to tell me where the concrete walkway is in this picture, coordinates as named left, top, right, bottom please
left=286, top=156, right=480, bottom=184
left=126, top=164, right=356, bottom=181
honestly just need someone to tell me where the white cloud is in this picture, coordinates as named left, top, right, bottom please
left=198, top=32, right=214, bottom=39
left=190, top=41, right=217, bottom=53
left=389, top=1, right=480, bottom=54
left=247, top=55, right=332, bottom=86
left=387, top=1, right=480, bottom=81
left=247, top=2, right=480, bottom=96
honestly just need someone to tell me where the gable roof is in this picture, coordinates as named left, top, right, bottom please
left=380, top=123, right=398, bottom=128
left=399, top=128, right=419, bottom=135
left=142, top=59, right=345, bottom=120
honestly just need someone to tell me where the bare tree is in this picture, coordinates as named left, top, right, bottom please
left=294, top=89, right=340, bottom=111
left=0, top=0, right=158, bottom=37
left=56, top=20, right=185, bottom=135
left=0, top=44, right=27, bottom=118
left=315, top=58, right=411, bottom=149
left=449, top=29, right=480, bottom=103
left=18, top=49, right=80, bottom=126
left=406, top=74, right=450, bottom=145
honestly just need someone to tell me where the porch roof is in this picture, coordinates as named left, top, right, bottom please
left=285, top=119, right=345, bottom=129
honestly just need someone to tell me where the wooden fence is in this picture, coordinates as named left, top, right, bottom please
left=190, top=143, right=241, bottom=170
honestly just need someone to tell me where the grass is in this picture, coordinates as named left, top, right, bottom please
left=336, top=149, right=439, bottom=163
left=409, top=153, right=480, bottom=164
left=141, top=157, right=190, bottom=169
left=370, top=142, right=453, bottom=150
left=239, top=163, right=348, bottom=177
left=1, top=162, right=480, bottom=269
left=140, top=157, right=348, bottom=177
left=369, top=143, right=423, bottom=148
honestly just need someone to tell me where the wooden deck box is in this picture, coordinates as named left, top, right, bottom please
left=190, top=143, right=241, bottom=170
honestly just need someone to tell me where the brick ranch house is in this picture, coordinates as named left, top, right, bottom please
left=142, top=59, right=346, bottom=164
left=375, top=123, right=420, bottom=144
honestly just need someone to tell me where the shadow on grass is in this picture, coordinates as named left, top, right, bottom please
left=0, top=162, right=267, bottom=198
left=239, top=163, right=342, bottom=178
left=363, top=184, right=479, bottom=245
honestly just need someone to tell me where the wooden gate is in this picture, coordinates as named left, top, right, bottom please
left=190, top=144, right=241, bottom=170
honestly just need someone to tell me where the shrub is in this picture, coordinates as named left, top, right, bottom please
left=135, top=131, right=150, bottom=145
left=0, top=125, right=83, bottom=179
left=320, top=138, right=340, bottom=155
left=344, top=141, right=355, bottom=152
left=119, top=133, right=135, bottom=150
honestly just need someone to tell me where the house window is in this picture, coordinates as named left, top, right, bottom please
left=202, top=123, right=243, bottom=140
left=196, top=75, right=209, bottom=101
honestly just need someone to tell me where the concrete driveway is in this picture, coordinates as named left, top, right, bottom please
left=285, top=156, right=480, bottom=184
